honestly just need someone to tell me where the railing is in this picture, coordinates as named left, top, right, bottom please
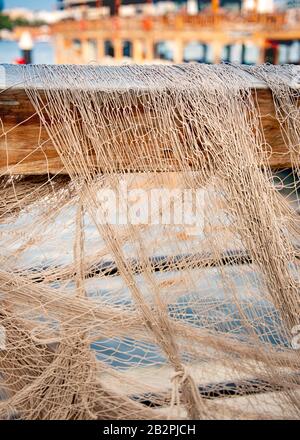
left=53, top=12, right=289, bottom=35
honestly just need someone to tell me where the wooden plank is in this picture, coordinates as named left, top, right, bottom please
left=0, top=88, right=65, bottom=175
left=0, top=65, right=298, bottom=175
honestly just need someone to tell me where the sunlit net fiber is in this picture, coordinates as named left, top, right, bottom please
left=0, top=64, right=300, bottom=419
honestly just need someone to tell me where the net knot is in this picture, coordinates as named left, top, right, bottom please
left=170, top=365, right=190, bottom=385
left=169, top=365, right=190, bottom=419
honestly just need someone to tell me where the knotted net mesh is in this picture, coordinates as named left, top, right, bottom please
left=0, top=63, right=300, bottom=419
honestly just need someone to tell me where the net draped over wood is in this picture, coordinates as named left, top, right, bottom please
left=0, top=63, right=300, bottom=419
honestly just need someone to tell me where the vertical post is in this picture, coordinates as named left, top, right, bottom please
left=173, top=39, right=184, bottom=64
left=113, top=39, right=123, bottom=60
left=257, top=39, right=266, bottom=64
left=132, top=39, right=143, bottom=63
left=145, top=39, right=154, bottom=61
left=212, top=41, right=222, bottom=64
left=97, top=39, right=105, bottom=60
left=55, top=35, right=74, bottom=64
left=82, top=38, right=90, bottom=63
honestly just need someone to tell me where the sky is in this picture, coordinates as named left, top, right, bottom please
left=4, top=0, right=55, bottom=10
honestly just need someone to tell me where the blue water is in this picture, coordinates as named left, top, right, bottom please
left=91, top=298, right=289, bottom=370
left=0, top=40, right=55, bottom=64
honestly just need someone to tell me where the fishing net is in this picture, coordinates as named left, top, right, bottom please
left=0, top=63, right=299, bottom=419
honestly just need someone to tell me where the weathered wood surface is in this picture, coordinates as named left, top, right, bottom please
left=0, top=65, right=299, bottom=175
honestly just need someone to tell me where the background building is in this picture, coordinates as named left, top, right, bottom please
left=57, top=0, right=244, bottom=15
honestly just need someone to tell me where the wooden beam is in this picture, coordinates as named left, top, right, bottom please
left=0, top=65, right=298, bottom=175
